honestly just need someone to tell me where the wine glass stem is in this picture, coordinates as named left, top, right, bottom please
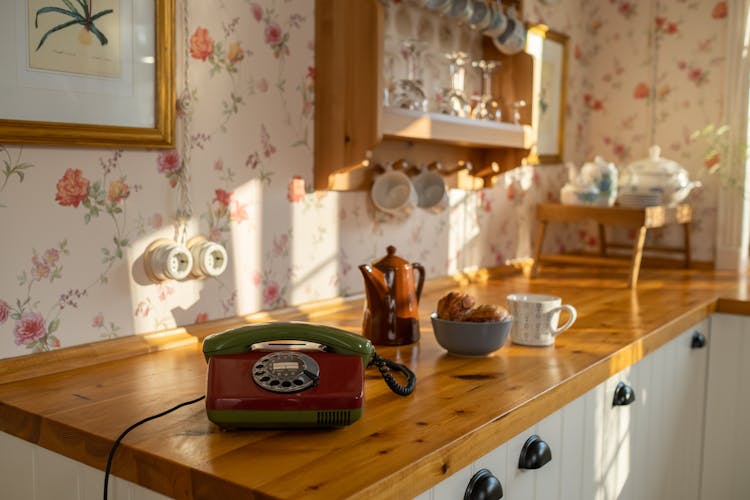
left=482, top=70, right=493, bottom=100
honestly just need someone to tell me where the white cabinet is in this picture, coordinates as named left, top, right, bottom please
left=421, top=320, right=710, bottom=500
left=701, top=313, right=750, bottom=500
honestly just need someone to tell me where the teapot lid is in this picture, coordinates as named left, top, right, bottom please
left=372, top=245, right=410, bottom=270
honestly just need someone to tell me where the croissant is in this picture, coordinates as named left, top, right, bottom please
left=463, top=304, right=509, bottom=323
left=437, top=291, right=475, bottom=321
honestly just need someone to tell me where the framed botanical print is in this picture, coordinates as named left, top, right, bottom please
left=526, top=25, right=568, bottom=164
left=0, top=0, right=174, bottom=148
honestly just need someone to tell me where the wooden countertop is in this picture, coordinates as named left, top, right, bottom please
left=2, top=264, right=750, bottom=499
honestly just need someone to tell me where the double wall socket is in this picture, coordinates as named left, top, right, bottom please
left=144, top=237, right=228, bottom=283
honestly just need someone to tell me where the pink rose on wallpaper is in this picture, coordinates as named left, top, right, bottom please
left=252, top=271, right=262, bottom=286
left=263, top=281, right=280, bottom=305
left=227, top=42, right=244, bottom=65
left=190, top=27, right=214, bottom=61
left=265, top=22, right=282, bottom=46
left=214, top=189, right=232, bottom=208
left=31, top=255, right=50, bottom=281
left=712, top=1, right=727, bottom=19
left=251, top=3, right=263, bottom=22
left=583, top=94, right=603, bottom=110
left=92, top=313, right=104, bottom=328
left=157, top=150, right=181, bottom=174
left=256, top=78, right=269, bottom=93
left=618, top=2, right=635, bottom=17
left=633, top=82, right=650, bottom=99
left=55, top=168, right=90, bottom=207
left=107, top=179, right=130, bottom=204
left=195, top=312, right=209, bottom=323
left=287, top=176, right=306, bottom=203
left=44, top=248, right=60, bottom=266
left=13, top=311, right=46, bottom=346
left=0, top=300, right=9, bottom=324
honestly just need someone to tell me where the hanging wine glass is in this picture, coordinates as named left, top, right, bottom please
left=436, top=51, right=470, bottom=117
left=389, top=39, right=428, bottom=112
left=470, top=59, right=502, bottom=121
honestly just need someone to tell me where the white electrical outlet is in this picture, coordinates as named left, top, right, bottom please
left=144, top=239, right=194, bottom=282
left=188, top=237, right=228, bottom=278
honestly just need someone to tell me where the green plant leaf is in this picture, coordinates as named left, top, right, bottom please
left=35, top=18, right=84, bottom=51
left=35, top=6, right=81, bottom=28
left=74, top=0, right=88, bottom=15
left=87, top=23, right=108, bottom=46
left=48, top=318, right=60, bottom=334
left=61, top=0, right=81, bottom=16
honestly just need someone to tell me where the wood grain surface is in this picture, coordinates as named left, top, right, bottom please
left=1, top=264, right=749, bottom=499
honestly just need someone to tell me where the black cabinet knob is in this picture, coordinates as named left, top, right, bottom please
left=518, top=435, right=551, bottom=470
left=464, top=469, right=503, bottom=500
left=691, top=331, right=706, bottom=349
left=612, top=381, right=636, bottom=406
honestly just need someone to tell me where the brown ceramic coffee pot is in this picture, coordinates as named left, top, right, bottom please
left=359, top=246, right=425, bottom=345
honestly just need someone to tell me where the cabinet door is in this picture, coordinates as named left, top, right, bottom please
left=701, top=313, right=750, bottom=500
left=625, top=323, right=709, bottom=500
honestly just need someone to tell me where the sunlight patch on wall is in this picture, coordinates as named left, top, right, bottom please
left=231, top=178, right=263, bottom=316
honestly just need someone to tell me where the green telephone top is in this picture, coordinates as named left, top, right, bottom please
left=202, top=321, right=375, bottom=367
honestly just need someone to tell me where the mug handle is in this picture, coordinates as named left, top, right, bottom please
left=549, top=305, right=577, bottom=336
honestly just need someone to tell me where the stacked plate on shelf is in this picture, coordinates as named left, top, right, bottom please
left=617, top=192, right=663, bottom=207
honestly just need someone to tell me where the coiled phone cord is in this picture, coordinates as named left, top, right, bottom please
left=370, top=353, right=416, bottom=396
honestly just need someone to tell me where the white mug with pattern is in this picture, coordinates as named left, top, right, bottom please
left=507, top=293, right=577, bottom=346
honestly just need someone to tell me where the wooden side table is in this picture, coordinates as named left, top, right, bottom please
left=531, top=203, right=693, bottom=288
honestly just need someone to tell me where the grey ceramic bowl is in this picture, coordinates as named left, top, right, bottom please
left=430, top=312, right=513, bottom=357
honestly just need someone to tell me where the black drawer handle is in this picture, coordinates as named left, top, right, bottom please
left=518, top=435, right=551, bottom=470
left=464, top=469, right=503, bottom=500
left=691, top=331, right=706, bottom=349
left=612, top=381, right=636, bottom=406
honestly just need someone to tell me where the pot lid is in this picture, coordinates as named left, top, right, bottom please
left=626, top=145, right=686, bottom=176
left=372, top=245, right=411, bottom=270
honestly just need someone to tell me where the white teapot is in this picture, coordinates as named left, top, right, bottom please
left=560, top=162, right=601, bottom=206
left=579, top=156, right=619, bottom=206
left=618, top=145, right=701, bottom=207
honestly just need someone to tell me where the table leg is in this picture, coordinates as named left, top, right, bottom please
left=598, top=224, right=607, bottom=256
left=531, top=221, right=548, bottom=277
left=629, top=226, right=648, bottom=288
left=683, top=223, right=692, bottom=268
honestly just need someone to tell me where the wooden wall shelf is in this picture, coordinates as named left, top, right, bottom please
left=314, top=0, right=535, bottom=192
left=382, top=108, right=534, bottom=149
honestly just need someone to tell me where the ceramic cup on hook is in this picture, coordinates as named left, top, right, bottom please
left=494, top=6, right=527, bottom=55
left=421, top=0, right=452, bottom=12
left=411, top=164, right=449, bottom=213
left=371, top=163, right=418, bottom=217
left=447, top=0, right=474, bottom=24
left=468, top=0, right=493, bottom=31
left=481, top=1, right=508, bottom=38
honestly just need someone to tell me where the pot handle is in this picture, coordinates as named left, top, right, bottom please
left=413, top=263, right=425, bottom=302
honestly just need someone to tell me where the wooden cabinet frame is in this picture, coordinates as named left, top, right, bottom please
left=314, top=0, right=535, bottom=191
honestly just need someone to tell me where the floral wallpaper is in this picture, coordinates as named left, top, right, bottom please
left=0, top=0, right=729, bottom=359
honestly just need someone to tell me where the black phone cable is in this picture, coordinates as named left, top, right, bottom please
left=370, top=353, right=416, bottom=396
left=103, top=394, right=205, bottom=500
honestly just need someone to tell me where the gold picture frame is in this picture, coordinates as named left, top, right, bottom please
left=0, top=0, right=174, bottom=149
left=526, top=25, right=568, bottom=164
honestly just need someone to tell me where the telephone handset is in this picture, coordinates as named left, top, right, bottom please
left=202, top=321, right=415, bottom=429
